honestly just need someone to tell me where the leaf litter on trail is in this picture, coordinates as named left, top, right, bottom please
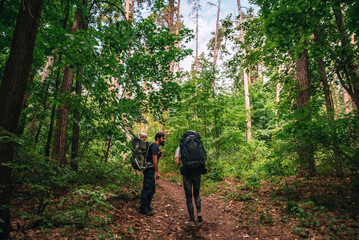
left=10, top=177, right=359, bottom=239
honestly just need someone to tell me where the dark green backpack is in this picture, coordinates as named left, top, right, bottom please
left=180, top=131, right=207, bottom=176
left=130, top=135, right=153, bottom=171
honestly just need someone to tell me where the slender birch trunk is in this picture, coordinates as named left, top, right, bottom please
left=171, top=0, right=181, bottom=73
left=237, top=0, right=251, bottom=141
left=213, top=0, right=221, bottom=67
left=195, top=0, right=199, bottom=75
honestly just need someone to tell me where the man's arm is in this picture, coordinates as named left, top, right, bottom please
left=152, top=154, right=160, bottom=179
left=176, top=157, right=181, bottom=166
left=175, top=147, right=181, bottom=166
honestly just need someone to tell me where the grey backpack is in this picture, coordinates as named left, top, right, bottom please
left=130, top=135, right=153, bottom=171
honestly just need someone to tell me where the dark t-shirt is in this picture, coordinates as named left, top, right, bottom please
left=147, top=143, right=161, bottom=163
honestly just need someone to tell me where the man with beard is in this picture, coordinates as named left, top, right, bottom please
left=140, top=132, right=165, bottom=216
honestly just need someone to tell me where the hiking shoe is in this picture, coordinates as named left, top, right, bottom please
left=197, top=214, right=203, bottom=222
left=148, top=206, right=153, bottom=212
left=145, top=210, right=154, bottom=216
left=185, top=220, right=196, bottom=227
left=140, top=210, right=154, bottom=216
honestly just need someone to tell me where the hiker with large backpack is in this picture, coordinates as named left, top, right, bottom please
left=140, top=132, right=147, bottom=141
left=175, top=131, right=207, bottom=226
left=139, top=131, right=165, bottom=216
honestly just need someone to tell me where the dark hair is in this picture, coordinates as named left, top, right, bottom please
left=155, top=132, right=165, bottom=141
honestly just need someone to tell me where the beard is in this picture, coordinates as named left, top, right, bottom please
left=160, top=141, right=165, bottom=146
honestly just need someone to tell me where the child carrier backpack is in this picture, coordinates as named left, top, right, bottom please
left=130, top=135, right=153, bottom=171
left=180, top=131, right=207, bottom=176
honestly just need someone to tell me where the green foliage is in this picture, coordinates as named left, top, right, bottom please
left=3, top=0, right=359, bottom=237
left=55, top=186, right=115, bottom=228
left=11, top=143, right=141, bottom=234
left=225, top=191, right=253, bottom=201
left=259, top=211, right=274, bottom=224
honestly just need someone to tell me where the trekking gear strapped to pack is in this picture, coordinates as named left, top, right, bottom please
left=180, top=131, right=207, bottom=175
left=130, top=134, right=154, bottom=171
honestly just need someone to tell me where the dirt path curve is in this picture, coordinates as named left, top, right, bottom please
left=113, top=178, right=246, bottom=239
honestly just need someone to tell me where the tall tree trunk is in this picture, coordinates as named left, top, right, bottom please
left=71, top=73, right=82, bottom=171
left=331, top=0, right=359, bottom=107
left=52, top=0, right=87, bottom=163
left=171, top=0, right=181, bottom=73
left=25, top=54, right=55, bottom=144
left=314, top=28, right=343, bottom=177
left=52, top=68, right=74, bottom=162
left=343, top=89, right=351, bottom=114
left=105, top=136, right=112, bottom=163
left=214, top=109, right=219, bottom=159
left=195, top=0, right=199, bottom=75
left=131, top=0, right=135, bottom=18
left=168, top=0, right=175, bottom=33
left=213, top=0, right=221, bottom=67
left=44, top=1, right=70, bottom=158
left=17, top=74, right=35, bottom=136
left=45, top=105, right=57, bottom=157
left=167, top=0, right=175, bottom=72
left=125, top=0, right=130, bottom=20
left=41, top=54, right=55, bottom=83
left=45, top=58, right=62, bottom=158
left=237, top=0, right=251, bottom=141
left=0, top=1, right=44, bottom=238
left=318, top=57, right=335, bottom=118
left=275, top=66, right=281, bottom=129
left=318, top=56, right=343, bottom=177
left=350, top=34, right=358, bottom=113
left=296, top=47, right=315, bottom=176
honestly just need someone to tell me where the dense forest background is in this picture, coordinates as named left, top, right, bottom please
left=0, top=0, right=358, bottom=239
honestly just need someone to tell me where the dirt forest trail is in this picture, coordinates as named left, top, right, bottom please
left=112, top=178, right=247, bottom=239
left=110, top=176, right=359, bottom=240
left=10, top=175, right=359, bottom=239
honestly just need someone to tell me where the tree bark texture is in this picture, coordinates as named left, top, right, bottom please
left=51, top=67, right=74, bottom=161
left=296, top=50, right=310, bottom=110
left=52, top=1, right=87, bottom=162
left=0, top=0, right=44, bottom=238
left=71, top=75, right=82, bottom=170
left=296, top=48, right=315, bottom=176
left=275, top=66, right=281, bottom=129
left=343, top=89, right=351, bottom=114
left=125, top=0, right=130, bottom=20
left=195, top=0, right=199, bottom=75
left=131, top=0, right=135, bottom=19
left=45, top=61, right=61, bottom=158
left=168, top=0, right=175, bottom=33
left=17, top=74, right=35, bottom=136
left=314, top=29, right=343, bottom=177
left=213, top=0, right=221, bottom=67
left=331, top=0, right=359, bottom=107
left=237, top=0, right=251, bottom=141
left=171, top=0, right=181, bottom=73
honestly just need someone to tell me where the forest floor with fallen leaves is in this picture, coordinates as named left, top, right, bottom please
left=10, top=175, right=359, bottom=239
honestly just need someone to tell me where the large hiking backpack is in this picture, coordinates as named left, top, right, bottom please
left=180, top=131, right=207, bottom=176
left=130, top=135, right=153, bottom=171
